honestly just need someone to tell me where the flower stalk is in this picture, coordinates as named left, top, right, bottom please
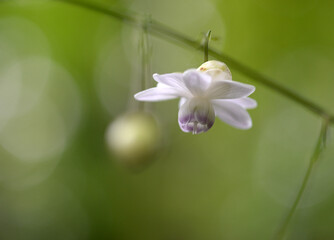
left=138, top=18, right=152, bottom=111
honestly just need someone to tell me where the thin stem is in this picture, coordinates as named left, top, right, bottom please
left=49, top=0, right=334, bottom=123
left=203, top=30, right=211, bottom=62
left=138, top=20, right=151, bottom=111
left=274, top=118, right=330, bottom=240
left=140, top=26, right=147, bottom=91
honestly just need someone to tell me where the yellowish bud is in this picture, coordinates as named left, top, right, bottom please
left=106, top=112, right=160, bottom=167
left=197, top=60, right=232, bottom=81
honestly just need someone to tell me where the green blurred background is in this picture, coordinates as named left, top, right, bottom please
left=1, top=0, right=334, bottom=239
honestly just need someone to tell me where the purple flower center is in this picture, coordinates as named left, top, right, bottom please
left=178, top=100, right=215, bottom=134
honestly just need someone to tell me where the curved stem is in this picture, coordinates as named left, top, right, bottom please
left=49, top=0, right=334, bottom=123
left=274, top=118, right=330, bottom=240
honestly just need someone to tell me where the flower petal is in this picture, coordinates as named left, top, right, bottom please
left=231, top=97, right=257, bottom=109
left=155, top=74, right=192, bottom=98
left=212, top=100, right=252, bottom=129
left=206, top=80, right=255, bottom=99
left=156, top=82, right=170, bottom=88
left=215, top=97, right=257, bottom=109
left=153, top=73, right=184, bottom=88
left=183, top=69, right=211, bottom=96
left=134, top=87, right=181, bottom=102
left=178, top=97, right=187, bottom=108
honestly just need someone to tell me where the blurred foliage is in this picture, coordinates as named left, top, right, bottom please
left=0, top=0, right=334, bottom=239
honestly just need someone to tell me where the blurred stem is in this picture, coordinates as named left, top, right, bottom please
left=274, top=118, right=330, bottom=240
left=138, top=20, right=152, bottom=111
left=50, top=0, right=334, bottom=123
left=203, top=30, right=211, bottom=62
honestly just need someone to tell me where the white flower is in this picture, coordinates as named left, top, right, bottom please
left=134, top=61, right=256, bottom=134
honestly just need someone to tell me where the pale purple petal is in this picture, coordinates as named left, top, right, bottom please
left=134, top=87, right=181, bottom=102
left=156, top=82, right=170, bottom=88
left=183, top=69, right=211, bottom=96
left=155, top=74, right=192, bottom=98
left=153, top=73, right=185, bottom=89
left=212, top=100, right=252, bottom=129
left=231, top=97, right=257, bottom=109
left=215, top=97, right=257, bottom=109
left=206, top=80, right=255, bottom=99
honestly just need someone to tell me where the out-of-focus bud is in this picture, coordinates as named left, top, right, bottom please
left=197, top=60, right=232, bottom=81
left=106, top=111, right=160, bottom=167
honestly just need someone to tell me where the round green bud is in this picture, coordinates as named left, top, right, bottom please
left=106, top=112, right=160, bottom=167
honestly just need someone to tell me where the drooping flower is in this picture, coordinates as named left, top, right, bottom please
left=134, top=60, right=257, bottom=134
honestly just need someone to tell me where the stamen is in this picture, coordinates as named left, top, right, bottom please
left=193, top=121, right=198, bottom=135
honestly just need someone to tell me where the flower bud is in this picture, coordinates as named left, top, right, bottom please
left=106, top=112, right=160, bottom=167
left=197, top=60, right=232, bottom=81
